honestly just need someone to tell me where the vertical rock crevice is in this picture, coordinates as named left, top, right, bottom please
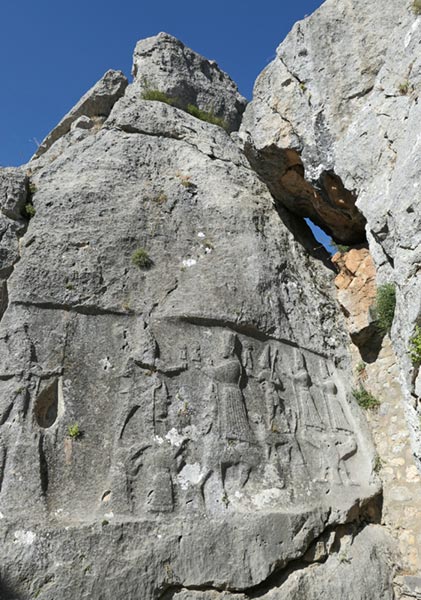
left=0, top=169, right=33, bottom=322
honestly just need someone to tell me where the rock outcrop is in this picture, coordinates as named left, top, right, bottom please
left=132, top=32, right=247, bottom=132
left=332, top=248, right=380, bottom=359
left=0, top=8, right=415, bottom=600
left=241, top=0, right=421, bottom=473
left=32, top=69, right=128, bottom=159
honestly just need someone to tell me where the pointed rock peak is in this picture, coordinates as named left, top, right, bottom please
left=32, top=69, right=128, bottom=160
left=131, top=32, right=247, bottom=132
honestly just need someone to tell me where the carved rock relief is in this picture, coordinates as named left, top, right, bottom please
left=107, top=320, right=365, bottom=518
left=0, top=313, right=369, bottom=523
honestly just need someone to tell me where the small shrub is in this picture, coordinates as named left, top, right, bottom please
left=352, top=386, right=380, bottom=410
left=186, top=104, right=228, bottom=130
left=398, top=81, right=410, bottom=95
left=373, top=283, right=396, bottom=334
left=413, top=0, right=421, bottom=15
left=329, top=239, right=350, bottom=254
left=28, top=182, right=38, bottom=194
left=409, top=325, right=421, bottom=365
left=374, top=454, right=383, bottom=474
left=67, top=423, right=81, bottom=439
left=23, top=203, right=36, bottom=219
left=141, top=89, right=177, bottom=106
left=131, top=248, right=152, bottom=269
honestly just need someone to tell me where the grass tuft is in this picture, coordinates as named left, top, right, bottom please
left=373, top=283, right=396, bottom=334
left=131, top=248, right=153, bottom=269
left=186, top=104, right=228, bottom=130
left=352, top=386, right=380, bottom=410
left=409, top=325, right=421, bottom=365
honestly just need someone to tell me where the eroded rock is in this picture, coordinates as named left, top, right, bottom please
left=241, top=0, right=421, bottom=474
left=0, top=28, right=385, bottom=600
left=132, top=32, right=247, bottom=132
left=32, top=69, right=128, bottom=159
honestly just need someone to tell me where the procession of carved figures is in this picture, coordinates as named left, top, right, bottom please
left=109, top=328, right=358, bottom=516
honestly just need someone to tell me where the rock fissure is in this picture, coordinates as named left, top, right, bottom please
left=177, top=315, right=332, bottom=358
left=108, top=121, right=249, bottom=169
left=0, top=172, right=33, bottom=323
left=12, top=299, right=130, bottom=316
left=159, top=520, right=384, bottom=600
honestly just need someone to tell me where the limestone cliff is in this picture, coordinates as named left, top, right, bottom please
left=240, top=0, right=421, bottom=476
left=0, top=5, right=419, bottom=600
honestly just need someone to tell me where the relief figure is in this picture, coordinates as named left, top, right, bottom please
left=198, top=332, right=260, bottom=502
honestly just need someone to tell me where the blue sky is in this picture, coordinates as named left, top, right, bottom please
left=1, top=0, right=331, bottom=248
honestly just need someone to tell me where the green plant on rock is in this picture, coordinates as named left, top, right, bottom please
left=131, top=248, right=152, bottom=269
left=329, top=239, right=350, bottom=254
left=67, top=423, right=81, bottom=439
left=412, top=0, right=421, bottom=15
left=352, top=386, right=380, bottom=410
left=186, top=104, right=228, bottom=130
left=373, top=283, right=396, bottom=334
left=28, top=182, right=38, bottom=194
left=23, top=203, right=36, bottom=219
left=398, top=81, right=410, bottom=95
left=374, top=454, right=383, bottom=474
left=141, top=88, right=177, bottom=106
left=409, top=325, right=421, bottom=365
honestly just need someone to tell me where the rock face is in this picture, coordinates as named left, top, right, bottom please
left=32, top=69, right=128, bottom=159
left=241, top=0, right=421, bottom=471
left=332, top=248, right=380, bottom=359
left=0, top=12, right=406, bottom=600
left=132, top=32, right=247, bottom=132
left=0, top=168, right=28, bottom=321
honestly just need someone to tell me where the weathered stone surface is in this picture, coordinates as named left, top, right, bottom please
left=242, top=0, right=421, bottom=471
left=32, top=69, right=128, bottom=159
left=335, top=249, right=421, bottom=573
left=0, top=168, right=29, bottom=322
left=241, top=143, right=367, bottom=245
left=0, top=167, right=28, bottom=221
left=164, top=526, right=398, bottom=600
left=0, top=30, right=386, bottom=600
left=132, top=32, right=247, bottom=132
left=264, top=525, right=397, bottom=600
left=332, top=248, right=380, bottom=358
left=395, top=575, right=421, bottom=599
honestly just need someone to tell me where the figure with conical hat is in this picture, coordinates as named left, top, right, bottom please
left=205, top=331, right=254, bottom=444
left=199, top=331, right=260, bottom=503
